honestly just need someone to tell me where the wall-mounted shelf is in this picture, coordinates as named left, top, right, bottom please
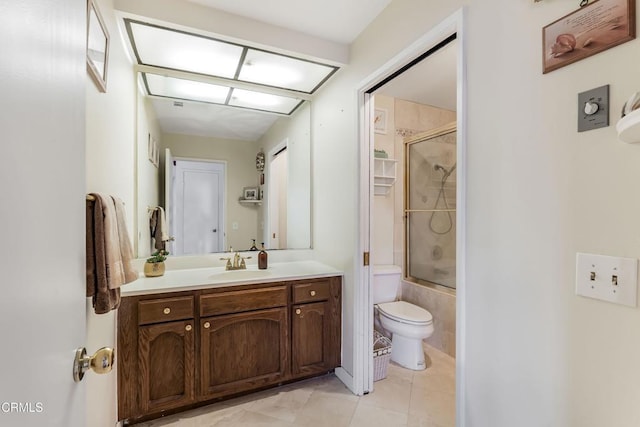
left=617, top=108, right=640, bottom=143
left=374, top=158, right=397, bottom=196
left=239, top=199, right=262, bottom=206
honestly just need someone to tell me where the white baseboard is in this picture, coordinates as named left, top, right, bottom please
left=335, top=367, right=361, bottom=395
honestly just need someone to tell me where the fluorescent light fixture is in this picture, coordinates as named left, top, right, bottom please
left=128, top=21, right=243, bottom=78
left=126, top=19, right=337, bottom=115
left=229, top=88, right=301, bottom=114
left=239, top=49, right=336, bottom=93
left=144, top=73, right=229, bottom=104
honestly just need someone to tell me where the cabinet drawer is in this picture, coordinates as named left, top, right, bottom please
left=200, top=286, right=287, bottom=317
left=292, top=280, right=330, bottom=303
left=138, top=296, right=194, bottom=325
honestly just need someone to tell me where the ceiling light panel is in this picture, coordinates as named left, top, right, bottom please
left=229, top=88, right=301, bottom=114
left=239, top=49, right=336, bottom=93
left=128, top=21, right=243, bottom=78
left=144, top=73, right=230, bottom=104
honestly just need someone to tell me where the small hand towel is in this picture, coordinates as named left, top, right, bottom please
left=157, top=206, right=169, bottom=243
left=149, top=206, right=169, bottom=251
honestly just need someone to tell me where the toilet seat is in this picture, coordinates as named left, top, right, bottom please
left=377, top=301, right=433, bottom=326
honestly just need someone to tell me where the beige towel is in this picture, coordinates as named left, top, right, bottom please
left=86, top=194, right=120, bottom=314
left=157, top=206, right=169, bottom=242
left=112, top=196, right=138, bottom=285
left=91, top=194, right=138, bottom=290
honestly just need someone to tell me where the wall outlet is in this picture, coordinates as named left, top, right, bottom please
left=575, top=252, right=638, bottom=307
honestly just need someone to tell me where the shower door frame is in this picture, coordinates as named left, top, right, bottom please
left=404, top=122, right=458, bottom=291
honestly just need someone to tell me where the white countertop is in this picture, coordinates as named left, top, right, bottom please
left=121, top=260, right=343, bottom=297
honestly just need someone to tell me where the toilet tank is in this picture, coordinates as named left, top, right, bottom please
left=372, top=265, right=402, bottom=304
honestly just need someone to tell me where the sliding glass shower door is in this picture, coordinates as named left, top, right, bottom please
left=405, top=123, right=457, bottom=289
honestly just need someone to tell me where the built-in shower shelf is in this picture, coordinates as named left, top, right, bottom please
left=374, top=158, right=397, bottom=196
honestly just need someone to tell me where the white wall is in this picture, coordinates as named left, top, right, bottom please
left=258, top=103, right=312, bottom=249
left=314, top=0, right=640, bottom=425
left=372, top=95, right=396, bottom=265
left=85, top=0, right=137, bottom=425
left=136, top=95, right=162, bottom=258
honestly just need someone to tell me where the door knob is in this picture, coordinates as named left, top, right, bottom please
left=73, top=347, right=115, bottom=383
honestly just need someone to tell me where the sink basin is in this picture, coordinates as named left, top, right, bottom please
left=207, top=269, right=271, bottom=281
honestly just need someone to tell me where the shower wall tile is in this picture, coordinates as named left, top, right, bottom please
left=400, top=281, right=456, bottom=358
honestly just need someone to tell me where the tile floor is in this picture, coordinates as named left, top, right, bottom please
left=134, top=343, right=455, bottom=427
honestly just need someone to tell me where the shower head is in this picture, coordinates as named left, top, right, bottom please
left=434, top=163, right=457, bottom=180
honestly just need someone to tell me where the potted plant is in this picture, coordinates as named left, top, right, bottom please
left=144, top=249, right=169, bottom=277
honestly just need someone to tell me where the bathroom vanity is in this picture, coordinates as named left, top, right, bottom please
left=116, top=262, right=342, bottom=425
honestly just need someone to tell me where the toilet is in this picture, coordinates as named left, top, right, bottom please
left=373, top=265, right=434, bottom=370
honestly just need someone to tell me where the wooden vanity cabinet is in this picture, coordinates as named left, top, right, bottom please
left=117, top=277, right=341, bottom=424
left=199, top=285, right=289, bottom=398
left=138, top=319, right=195, bottom=413
left=118, top=295, right=196, bottom=420
left=291, top=277, right=341, bottom=376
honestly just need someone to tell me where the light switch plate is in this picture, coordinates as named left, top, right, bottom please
left=578, top=85, right=609, bottom=132
left=575, top=252, right=638, bottom=307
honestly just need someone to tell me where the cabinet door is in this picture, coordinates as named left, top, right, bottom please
left=200, top=307, right=288, bottom=398
left=292, top=301, right=332, bottom=375
left=138, top=320, right=195, bottom=413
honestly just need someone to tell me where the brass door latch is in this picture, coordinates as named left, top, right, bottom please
left=73, top=347, right=115, bottom=383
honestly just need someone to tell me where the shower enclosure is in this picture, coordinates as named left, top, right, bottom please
left=405, top=122, right=457, bottom=289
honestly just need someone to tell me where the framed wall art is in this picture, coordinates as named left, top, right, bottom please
left=374, top=109, right=388, bottom=134
left=148, top=134, right=159, bottom=167
left=542, top=0, right=635, bottom=74
left=86, top=0, right=110, bottom=92
left=243, top=187, right=258, bottom=200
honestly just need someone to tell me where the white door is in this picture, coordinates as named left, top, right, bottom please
left=268, top=149, right=288, bottom=249
left=165, top=148, right=175, bottom=254
left=173, top=160, right=225, bottom=255
left=0, top=0, right=86, bottom=426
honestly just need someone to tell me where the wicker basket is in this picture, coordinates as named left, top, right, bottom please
left=373, top=330, right=392, bottom=381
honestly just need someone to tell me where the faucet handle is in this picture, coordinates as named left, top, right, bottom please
left=219, top=257, right=232, bottom=270
left=240, top=256, right=252, bottom=269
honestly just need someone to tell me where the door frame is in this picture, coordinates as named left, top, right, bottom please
left=172, top=157, right=227, bottom=254
left=354, top=8, right=467, bottom=423
left=264, top=139, right=288, bottom=248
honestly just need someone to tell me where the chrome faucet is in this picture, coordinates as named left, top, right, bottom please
left=220, top=252, right=251, bottom=270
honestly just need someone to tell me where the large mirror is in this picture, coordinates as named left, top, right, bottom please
left=135, top=96, right=311, bottom=258
left=123, top=18, right=335, bottom=260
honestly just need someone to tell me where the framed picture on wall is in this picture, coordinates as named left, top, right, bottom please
left=148, top=134, right=159, bottom=167
left=243, top=187, right=258, bottom=200
left=86, top=0, right=110, bottom=92
left=374, top=108, right=387, bottom=134
left=542, top=0, right=635, bottom=74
